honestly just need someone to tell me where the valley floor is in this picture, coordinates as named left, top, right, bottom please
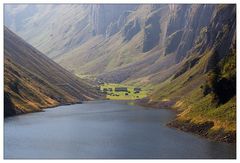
left=99, top=83, right=149, bottom=100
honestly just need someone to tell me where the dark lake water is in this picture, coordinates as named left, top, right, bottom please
left=4, top=101, right=236, bottom=159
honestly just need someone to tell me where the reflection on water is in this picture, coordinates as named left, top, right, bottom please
left=4, top=101, right=236, bottom=159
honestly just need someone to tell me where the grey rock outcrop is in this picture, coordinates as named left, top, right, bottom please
left=142, top=10, right=161, bottom=52
left=122, top=18, right=141, bottom=42
left=89, top=4, right=137, bottom=36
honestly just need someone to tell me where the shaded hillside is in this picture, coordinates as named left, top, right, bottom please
left=4, top=27, right=100, bottom=116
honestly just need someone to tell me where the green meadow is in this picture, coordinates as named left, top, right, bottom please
left=99, top=83, right=148, bottom=100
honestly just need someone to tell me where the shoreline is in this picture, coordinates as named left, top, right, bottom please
left=4, top=100, right=83, bottom=118
left=136, top=98, right=236, bottom=144
left=167, top=119, right=236, bottom=144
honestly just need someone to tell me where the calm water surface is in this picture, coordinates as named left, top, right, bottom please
left=4, top=101, right=236, bottom=159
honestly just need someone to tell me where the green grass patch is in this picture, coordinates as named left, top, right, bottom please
left=179, top=87, right=236, bottom=131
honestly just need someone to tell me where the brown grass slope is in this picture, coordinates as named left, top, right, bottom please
left=4, top=27, right=101, bottom=116
left=4, top=57, right=75, bottom=116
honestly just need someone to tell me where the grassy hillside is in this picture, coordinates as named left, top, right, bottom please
left=4, top=4, right=93, bottom=58
left=4, top=27, right=101, bottom=116
left=171, top=53, right=236, bottom=142
left=146, top=43, right=236, bottom=143
left=4, top=57, right=74, bottom=116
left=139, top=49, right=236, bottom=142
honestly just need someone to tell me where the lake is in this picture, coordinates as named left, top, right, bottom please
left=4, top=101, right=236, bottom=159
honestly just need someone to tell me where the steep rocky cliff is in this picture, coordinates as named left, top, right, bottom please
left=90, top=4, right=137, bottom=36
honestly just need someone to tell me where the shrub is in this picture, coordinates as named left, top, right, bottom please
left=201, top=49, right=236, bottom=104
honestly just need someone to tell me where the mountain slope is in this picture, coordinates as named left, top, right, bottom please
left=4, top=4, right=235, bottom=86
left=4, top=27, right=100, bottom=116
left=142, top=5, right=236, bottom=143
left=4, top=4, right=138, bottom=58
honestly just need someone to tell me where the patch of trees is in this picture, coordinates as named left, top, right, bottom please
left=201, top=49, right=236, bottom=104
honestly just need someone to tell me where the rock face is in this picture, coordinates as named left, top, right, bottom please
left=152, top=4, right=215, bottom=62
left=165, top=30, right=183, bottom=55
left=105, top=22, right=118, bottom=38
left=166, top=5, right=188, bottom=36
left=200, top=5, right=236, bottom=60
left=142, top=11, right=161, bottom=52
left=106, top=11, right=132, bottom=38
left=122, top=18, right=141, bottom=42
left=173, top=5, right=215, bottom=62
left=89, top=4, right=137, bottom=36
